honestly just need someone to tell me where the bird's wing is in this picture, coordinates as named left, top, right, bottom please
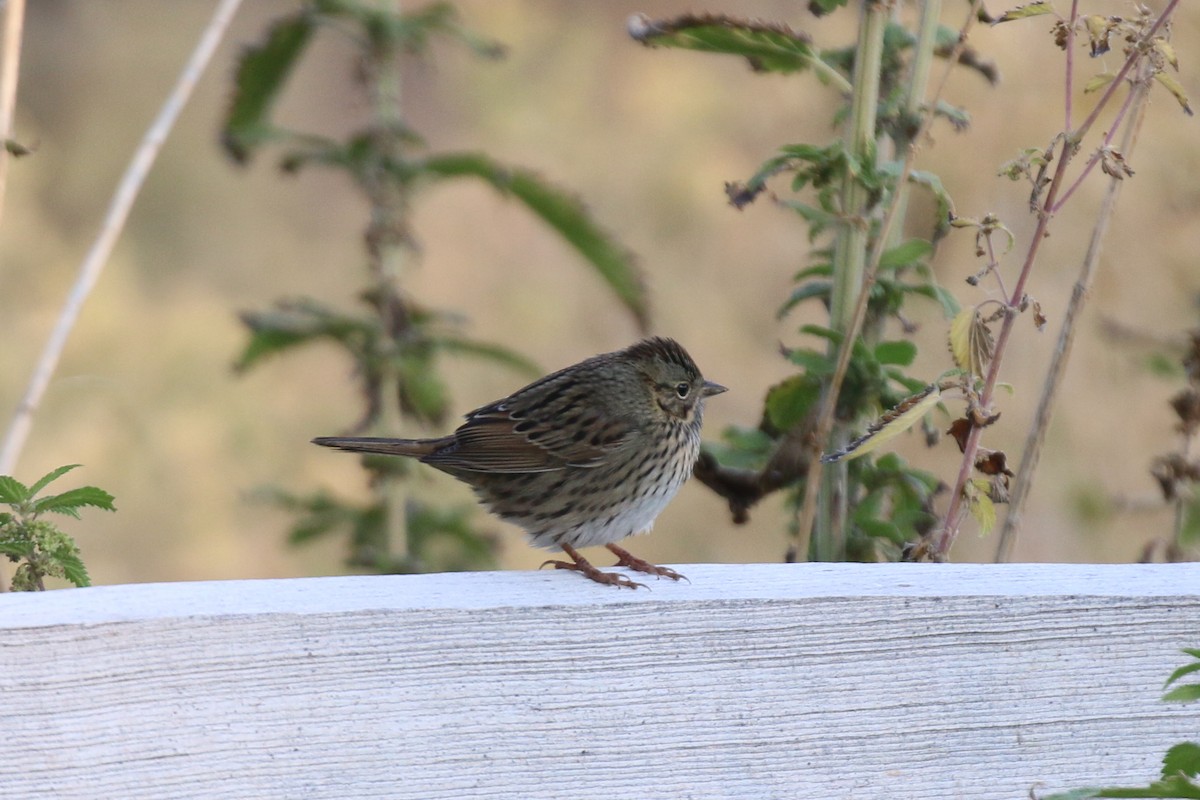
left=420, top=374, right=637, bottom=474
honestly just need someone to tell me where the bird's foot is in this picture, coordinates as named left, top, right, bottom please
left=542, top=543, right=647, bottom=589
left=606, top=544, right=688, bottom=582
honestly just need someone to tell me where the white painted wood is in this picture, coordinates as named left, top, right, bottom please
left=1, top=563, right=1197, bottom=800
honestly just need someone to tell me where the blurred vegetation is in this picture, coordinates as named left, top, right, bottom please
left=0, top=2, right=1198, bottom=585
left=638, top=2, right=1192, bottom=565
left=223, top=1, right=646, bottom=573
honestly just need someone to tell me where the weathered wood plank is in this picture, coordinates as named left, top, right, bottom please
left=1, top=563, right=1197, bottom=800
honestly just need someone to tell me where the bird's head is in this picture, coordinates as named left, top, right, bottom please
left=625, top=337, right=726, bottom=423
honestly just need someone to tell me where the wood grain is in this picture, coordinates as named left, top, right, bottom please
left=1, top=563, right=1197, bottom=799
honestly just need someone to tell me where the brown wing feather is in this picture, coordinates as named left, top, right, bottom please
left=421, top=369, right=637, bottom=474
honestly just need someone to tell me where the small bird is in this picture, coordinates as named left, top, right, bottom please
left=313, top=337, right=725, bottom=588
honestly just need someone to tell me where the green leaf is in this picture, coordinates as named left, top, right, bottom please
left=779, top=281, right=832, bottom=317
left=627, top=13, right=849, bottom=89
left=993, top=2, right=1056, bottom=23
left=874, top=340, right=917, bottom=366
left=1155, top=72, right=1194, bottom=117
left=33, top=487, right=117, bottom=519
left=430, top=336, right=541, bottom=378
left=879, top=239, right=933, bottom=271
left=55, top=547, right=91, bottom=588
left=0, top=475, right=30, bottom=505
left=765, top=374, right=822, bottom=432
left=784, top=347, right=835, bottom=376
left=1163, top=685, right=1200, bottom=703
left=28, top=465, right=83, bottom=497
left=1165, top=653, right=1200, bottom=691
left=315, top=0, right=506, bottom=60
left=222, top=12, right=315, bottom=163
left=855, top=516, right=903, bottom=543
left=799, top=324, right=843, bottom=345
left=779, top=200, right=842, bottom=238
left=1164, top=742, right=1200, bottom=779
left=905, top=283, right=961, bottom=317
left=235, top=300, right=376, bottom=373
left=419, top=153, right=648, bottom=330
left=905, top=169, right=954, bottom=240
left=0, top=538, right=34, bottom=559
left=1089, top=775, right=1200, bottom=797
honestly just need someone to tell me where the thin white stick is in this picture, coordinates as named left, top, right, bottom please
left=0, top=0, right=26, bottom=230
left=0, top=0, right=245, bottom=475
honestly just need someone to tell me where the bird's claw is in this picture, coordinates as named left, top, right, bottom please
left=605, top=544, right=689, bottom=583
left=540, top=558, right=648, bottom=590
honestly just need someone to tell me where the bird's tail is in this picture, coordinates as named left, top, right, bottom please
left=311, top=436, right=448, bottom=458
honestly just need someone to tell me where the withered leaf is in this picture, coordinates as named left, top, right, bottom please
left=975, top=448, right=1015, bottom=477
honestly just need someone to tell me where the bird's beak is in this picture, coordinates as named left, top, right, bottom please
left=702, top=380, right=728, bottom=398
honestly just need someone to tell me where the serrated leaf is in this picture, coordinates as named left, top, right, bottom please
left=34, top=487, right=117, bottom=518
left=55, top=547, right=91, bottom=588
left=628, top=12, right=827, bottom=77
left=419, top=153, right=648, bottom=330
left=879, top=239, right=934, bottom=271
left=993, top=2, right=1055, bottom=23
left=967, top=478, right=997, bottom=534
left=0, top=539, right=34, bottom=559
left=875, top=340, right=917, bottom=366
left=28, top=465, right=83, bottom=497
left=222, top=13, right=315, bottom=163
left=822, top=385, right=942, bottom=462
left=1164, top=742, right=1200, bottom=779
left=0, top=475, right=30, bottom=505
left=1155, top=72, right=1194, bottom=117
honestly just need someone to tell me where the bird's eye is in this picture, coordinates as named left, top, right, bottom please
left=675, top=382, right=690, bottom=399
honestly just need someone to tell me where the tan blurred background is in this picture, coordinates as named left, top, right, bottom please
left=1, top=0, right=1197, bottom=585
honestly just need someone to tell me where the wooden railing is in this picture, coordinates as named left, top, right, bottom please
left=2, top=563, right=1197, bottom=799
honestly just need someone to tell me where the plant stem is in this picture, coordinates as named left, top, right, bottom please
left=0, top=0, right=244, bottom=476
left=365, top=0, right=410, bottom=566
left=933, top=2, right=1178, bottom=559
left=996, top=69, right=1152, bottom=562
left=0, top=0, right=26, bottom=231
left=810, top=0, right=889, bottom=562
left=795, top=0, right=982, bottom=561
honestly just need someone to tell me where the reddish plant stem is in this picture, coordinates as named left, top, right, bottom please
left=933, top=137, right=1074, bottom=558
left=932, top=0, right=1181, bottom=558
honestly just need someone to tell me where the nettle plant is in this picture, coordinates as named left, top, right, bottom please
left=631, top=1, right=1188, bottom=563
left=224, top=1, right=646, bottom=574
left=0, top=465, right=115, bottom=591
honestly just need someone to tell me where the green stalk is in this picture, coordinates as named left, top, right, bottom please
left=811, top=0, right=888, bottom=562
left=367, top=0, right=410, bottom=567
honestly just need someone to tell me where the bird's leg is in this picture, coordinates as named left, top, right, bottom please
left=541, top=543, right=647, bottom=590
left=605, top=543, right=687, bottom=582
